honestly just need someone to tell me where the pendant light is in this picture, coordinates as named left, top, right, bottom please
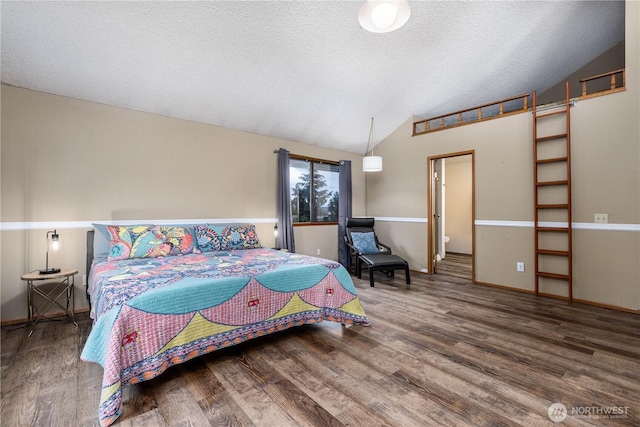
left=363, top=117, right=383, bottom=172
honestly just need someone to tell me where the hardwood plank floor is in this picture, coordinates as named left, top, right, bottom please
left=2, top=261, right=639, bottom=426
left=435, top=252, right=472, bottom=279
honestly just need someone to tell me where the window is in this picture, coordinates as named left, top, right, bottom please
left=290, top=156, right=339, bottom=224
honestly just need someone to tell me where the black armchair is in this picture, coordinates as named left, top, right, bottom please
left=343, top=217, right=410, bottom=287
left=344, top=217, right=391, bottom=273
left=345, top=216, right=390, bottom=249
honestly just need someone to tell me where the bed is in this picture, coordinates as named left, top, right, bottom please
left=80, top=224, right=369, bottom=426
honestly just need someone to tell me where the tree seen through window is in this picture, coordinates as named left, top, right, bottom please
left=290, top=158, right=339, bottom=223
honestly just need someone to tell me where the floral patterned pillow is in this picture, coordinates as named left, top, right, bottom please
left=194, top=225, right=226, bottom=252
left=152, top=226, right=195, bottom=257
left=220, top=224, right=262, bottom=250
left=107, top=225, right=194, bottom=260
left=107, top=225, right=156, bottom=261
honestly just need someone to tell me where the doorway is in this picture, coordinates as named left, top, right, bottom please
left=428, top=151, right=474, bottom=280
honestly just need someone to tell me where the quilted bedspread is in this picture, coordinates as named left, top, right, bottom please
left=81, top=248, right=369, bottom=427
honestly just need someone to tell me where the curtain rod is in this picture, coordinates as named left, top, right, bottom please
left=274, top=149, right=339, bottom=165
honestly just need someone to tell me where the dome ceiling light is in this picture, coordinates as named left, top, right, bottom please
left=358, top=0, right=411, bottom=33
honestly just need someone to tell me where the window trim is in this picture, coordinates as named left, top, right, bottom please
left=289, top=154, right=340, bottom=226
left=293, top=222, right=338, bottom=227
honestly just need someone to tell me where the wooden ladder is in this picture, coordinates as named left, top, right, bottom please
left=532, top=82, right=572, bottom=301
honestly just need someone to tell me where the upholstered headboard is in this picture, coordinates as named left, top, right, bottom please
left=86, top=229, right=94, bottom=304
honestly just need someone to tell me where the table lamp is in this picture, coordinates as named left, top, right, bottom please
left=39, top=230, right=61, bottom=274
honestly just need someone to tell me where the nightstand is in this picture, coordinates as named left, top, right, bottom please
left=21, top=269, right=78, bottom=336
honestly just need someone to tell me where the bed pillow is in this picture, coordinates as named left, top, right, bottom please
left=220, top=224, right=262, bottom=250
left=92, top=223, right=112, bottom=260
left=152, top=226, right=195, bottom=256
left=351, top=232, right=379, bottom=254
left=107, top=225, right=196, bottom=260
left=194, top=224, right=226, bottom=252
left=107, top=225, right=156, bottom=261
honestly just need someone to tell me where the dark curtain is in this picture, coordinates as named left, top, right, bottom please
left=338, top=160, right=352, bottom=267
left=277, top=148, right=295, bottom=252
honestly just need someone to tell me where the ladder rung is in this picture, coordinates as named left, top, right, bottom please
left=536, top=204, right=569, bottom=209
left=537, top=249, right=569, bottom=256
left=537, top=272, right=570, bottom=281
left=536, top=180, right=568, bottom=187
left=536, top=133, right=567, bottom=142
left=536, top=227, right=569, bottom=232
left=536, top=157, right=568, bottom=164
left=535, top=109, right=567, bottom=119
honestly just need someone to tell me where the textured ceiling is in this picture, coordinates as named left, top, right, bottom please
left=1, top=1, right=625, bottom=154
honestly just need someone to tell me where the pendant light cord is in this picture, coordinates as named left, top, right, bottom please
left=364, top=116, right=375, bottom=155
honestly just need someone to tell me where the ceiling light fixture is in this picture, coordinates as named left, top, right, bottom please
left=358, top=0, right=411, bottom=33
left=363, top=117, right=383, bottom=172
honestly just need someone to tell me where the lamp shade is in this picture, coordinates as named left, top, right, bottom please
left=363, top=155, right=383, bottom=172
left=50, top=232, right=60, bottom=251
left=358, top=0, right=411, bottom=33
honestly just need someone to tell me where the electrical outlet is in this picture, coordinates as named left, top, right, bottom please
left=316, top=249, right=321, bottom=256
left=516, top=262, right=525, bottom=272
left=594, top=213, right=608, bottom=224
left=82, top=275, right=87, bottom=286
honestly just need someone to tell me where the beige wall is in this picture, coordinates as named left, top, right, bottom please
left=0, top=86, right=366, bottom=322
left=366, top=1, right=639, bottom=311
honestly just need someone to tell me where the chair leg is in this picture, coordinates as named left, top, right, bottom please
left=405, top=265, right=410, bottom=284
left=369, top=267, right=375, bottom=287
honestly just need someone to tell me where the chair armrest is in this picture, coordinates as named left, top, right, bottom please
left=378, top=242, right=392, bottom=253
left=344, top=240, right=360, bottom=255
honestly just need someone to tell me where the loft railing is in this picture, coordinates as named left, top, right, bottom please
left=579, top=68, right=625, bottom=98
left=413, top=68, right=626, bottom=136
left=412, top=94, right=529, bottom=136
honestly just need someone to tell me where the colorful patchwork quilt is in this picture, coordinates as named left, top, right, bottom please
left=81, top=248, right=369, bottom=427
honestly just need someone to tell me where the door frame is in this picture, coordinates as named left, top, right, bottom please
left=427, top=150, right=475, bottom=281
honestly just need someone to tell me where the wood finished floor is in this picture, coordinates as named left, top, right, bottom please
left=2, top=255, right=639, bottom=427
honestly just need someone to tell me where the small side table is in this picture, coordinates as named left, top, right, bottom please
left=21, top=269, right=78, bottom=336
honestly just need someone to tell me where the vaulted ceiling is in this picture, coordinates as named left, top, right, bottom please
left=1, top=1, right=625, bottom=154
